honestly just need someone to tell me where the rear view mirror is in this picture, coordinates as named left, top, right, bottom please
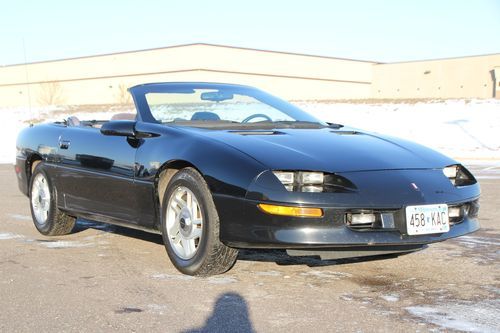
left=200, top=91, right=234, bottom=102
left=100, top=120, right=136, bottom=137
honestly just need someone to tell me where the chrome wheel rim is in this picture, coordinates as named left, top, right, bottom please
left=165, top=186, right=203, bottom=260
left=31, top=173, right=51, bottom=225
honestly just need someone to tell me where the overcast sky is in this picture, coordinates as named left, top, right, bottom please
left=1, top=0, right=499, bottom=66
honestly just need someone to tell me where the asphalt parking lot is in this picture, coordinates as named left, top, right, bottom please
left=0, top=164, right=498, bottom=332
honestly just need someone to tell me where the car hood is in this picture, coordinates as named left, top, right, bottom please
left=189, top=127, right=456, bottom=172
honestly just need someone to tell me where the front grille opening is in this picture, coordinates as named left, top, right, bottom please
left=449, top=200, right=479, bottom=225
left=345, top=210, right=397, bottom=230
left=346, top=211, right=377, bottom=229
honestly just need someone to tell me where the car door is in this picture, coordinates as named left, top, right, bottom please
left=56, top=123, right=142, bottom=225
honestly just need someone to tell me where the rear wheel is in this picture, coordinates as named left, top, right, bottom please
left=161, top=168, right=238, bottom=276
left=29, top=163, right=76, bottom=236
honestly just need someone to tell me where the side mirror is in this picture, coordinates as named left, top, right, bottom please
left=100, top=120, right=136, bottom=137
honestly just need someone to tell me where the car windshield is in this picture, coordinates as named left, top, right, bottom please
left=143, top=84, right=325, bottom=129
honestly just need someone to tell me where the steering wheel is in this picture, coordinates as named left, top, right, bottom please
left=242, top=113, right=272, bottom=123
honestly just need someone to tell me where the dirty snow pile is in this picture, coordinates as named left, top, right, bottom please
left=2, top=99, right=500, bottom=164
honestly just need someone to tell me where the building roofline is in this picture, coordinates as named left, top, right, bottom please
left=375, top=52, right=500, bottom=65
left=1, top=42, right=380, bottom=68
left=2, top=42, right=496, bottom=68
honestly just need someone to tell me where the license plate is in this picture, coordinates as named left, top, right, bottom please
left=406, top=204, right=449, bottom=235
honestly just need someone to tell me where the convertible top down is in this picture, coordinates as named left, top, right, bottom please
left=15, top=82, right=480, bottom=275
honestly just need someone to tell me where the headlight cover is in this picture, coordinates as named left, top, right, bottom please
left=443, top=164, right=476, bottom=186
left=273, top=171, right=294, bottom=185
left=272, top=171, right=357, bottom=193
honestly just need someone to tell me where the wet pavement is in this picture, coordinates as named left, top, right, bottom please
left=0, top=164, right=498, bottom=332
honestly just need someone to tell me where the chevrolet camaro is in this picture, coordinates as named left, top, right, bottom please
left=15, top=82, right=480, bottom=275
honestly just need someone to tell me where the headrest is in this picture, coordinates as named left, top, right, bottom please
left=190, top=112, right=220, bottom=121
left=111, top=113, right=136, bottom=121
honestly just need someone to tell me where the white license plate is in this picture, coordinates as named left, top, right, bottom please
left=405, top=204, right=450, bottom=235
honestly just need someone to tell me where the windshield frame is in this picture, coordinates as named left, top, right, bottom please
left=129, top=82, right=325, bottom=128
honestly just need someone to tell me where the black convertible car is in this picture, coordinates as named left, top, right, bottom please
left=15, top=82, right=480, bottom=275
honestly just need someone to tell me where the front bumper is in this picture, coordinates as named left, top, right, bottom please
left=214, top=194, right=480, bottom=249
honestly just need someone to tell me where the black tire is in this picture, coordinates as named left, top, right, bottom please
left=160, top=167, right=238, bottom=276
left=29, top=162, right=76, bottom=236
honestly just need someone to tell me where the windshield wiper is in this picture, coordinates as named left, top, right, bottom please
left=269, top=120, right=322, bottom=126
left=268, top=120, right=341, bottom=129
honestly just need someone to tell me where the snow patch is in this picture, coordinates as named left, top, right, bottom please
left=147, top=304, right=168, bottom=315
left=40, top=240, right=93, bottom=248
left=7, top=214, right=32, bottom=221
left=380, top=294, right=400, bottom=302
left=150, top=273, right=237, bottom=284
left=0, top=232, right=24, bottom=240
left=406, top=300, right=500, bottom=333
left=254, top=270, right=282, bottom=277
left=150, top=273, right=195, bottom=281
left=207, top=276, right=238, bottom=284
left=300, top=270, right=352, bottom=279
left=340, top=294, right=354, bottom=301
left=458, top=236, right=500, bottom=246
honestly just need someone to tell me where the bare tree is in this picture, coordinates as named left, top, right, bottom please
left=38, top=81, right=65, bottom=106
left=115, top=83, right=132, bottom=104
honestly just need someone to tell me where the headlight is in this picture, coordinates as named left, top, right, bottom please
left=273, top=171, right=325, bottom=192
left=298, top=172, right=324, bottom=185
left=273, top=170, right=357, bottom=193
left=273, top=171, right=294, bottom=185
left=442, top=165, right=458, bottom=179
left=443, top=164, right=476, bottom=186
left=300, top=185, right=324, bottom=193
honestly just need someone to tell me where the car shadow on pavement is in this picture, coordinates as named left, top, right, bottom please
left=72, top=219, right=402, bottom=267
left=182, top=292, right=255, bottom=333
left=237, top=249, right=402, bottom=267
left=73, top=219, right=164, bottom=245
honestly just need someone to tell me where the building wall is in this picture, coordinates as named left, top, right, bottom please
left=372, top=54, right=500, bottom=99
left=0, top=44, right=374, bottom=107
left=1, top=43, right=499, bottom=107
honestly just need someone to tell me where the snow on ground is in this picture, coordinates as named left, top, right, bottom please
left=297, top=99, right=500, bottom=163
left=406, top=299, right=500, bottom=333
left=2, top=99, right=500, bottom=164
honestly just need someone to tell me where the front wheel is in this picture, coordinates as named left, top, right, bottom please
left=161, top=168, right=238, bottom=276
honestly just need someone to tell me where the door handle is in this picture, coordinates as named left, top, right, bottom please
left=59, top=140, right=71, bottom=149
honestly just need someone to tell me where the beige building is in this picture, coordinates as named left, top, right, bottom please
left=372, top=53, right=500, bottom=99
left=0, top=43, right=498, bottom=107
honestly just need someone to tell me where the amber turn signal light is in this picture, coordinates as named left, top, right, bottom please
left=258, top=203, right=323, bottom=218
